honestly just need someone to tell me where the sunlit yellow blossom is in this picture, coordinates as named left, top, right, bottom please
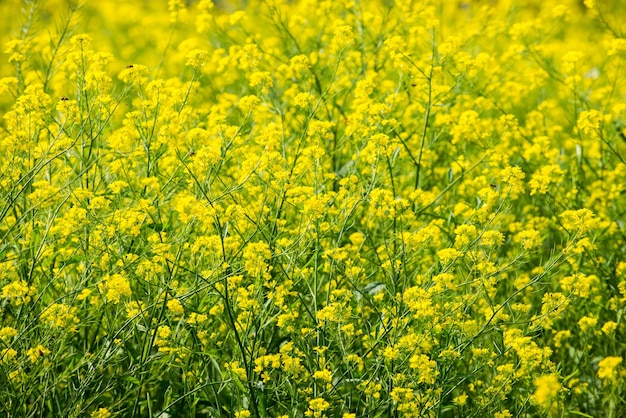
left=500, top=166, right=526, bottom=198
left=185, top=49, right=210, bottom=69
left=607, top=38, right=626, bottom=56
left=77, top=288, right=92, bottom=301
left=1, top=348, right=18, bottom=363
left=559, top=209, right=600, bottom=233
left=126, top=301, right=146, bottom=319
left=409, top=354, right=438, bottom=384
left=26, top=345, right=51, bottom=363
left=454, top=224, right=478, bottom=247
left=481, top=230, right=505, bottom=247
left=186, top=312, right=208, bottom=325
left=108, top=181, right=129, bottom=195
left=453, top=393, right=468, bottom=406
left=576, top=110, right=603, bottom=135
left=515, top=229, right=542, bottom=250
left=4, top=39, right=29, bottom=63
left=602, top=321, right=617, bottom=335
left=437, top=248, right=462, bottom=263
left=238, top=95, right=261, bottom=114
left=118, top=64, right=149, bottom=85
left=529, top=164, right=563, bottom=195
left=225, top=361, right=247, bottom=380
left=553, top=330, right=571, bottom=348
left=578, top=316, right=597, bottom=332
left=533, top=374, right=561, bottom=408
left=2, top=280, right=36, bottom=306
left=98, top=274, right=132, bottom=304
left=243, top=242, right=272, bottom=277
left=0, top=327, right=18, bottom=341
left=1, top=0, right=626, bottom=415
left=332, top=25, right=354, bottom=48
left=305, top=397, right=330, bottom=417
left=598, top=356, right=622, bottom=382
left=90, top=408, right=112, bottom=418
left=167, top=298, right=185, bottom=315
left=560, top=273, right=599, bottom=298
left=40, top=303, right=80, bottom=332
left=248, top=71, right=273, bottom=94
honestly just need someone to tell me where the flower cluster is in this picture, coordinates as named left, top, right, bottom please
left=1, top=0, right=626, bottom=416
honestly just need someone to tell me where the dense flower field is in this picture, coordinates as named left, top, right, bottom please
left=1, top=0, right=626, bottom=416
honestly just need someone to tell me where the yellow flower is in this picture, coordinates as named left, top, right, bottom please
left=77, top=288, right=92, bottom=301
left=185, top=49, right=210, bottom=69
left=98, top=274, right=132, bottom=304
left=118, top=64, right=149, bottom=85
left=69, top=33, right=92, bottom=49
left=409, top=354, right=438, bottom=384
left=515, top=229, right=542, bottom=250
left=553, top=330, right=571, bottom=348
left=243, top=242, right=272, bottom=277
left=306, top=397, right=330, bottom=417
left=225, top=361, right=247, bottom=380
left=560, top=273, right=599, bottom=298
left=40, top=303, right=80, bottom=332
left=292, top=92, right=316, bottom=108
left=167, top=298, right=185, bottom=315
left=157, top=325, right=171, bottom=340
left=1, top=348, right=18, bottom=363
left=2, top=280, right=36, bottom=306
left=0, top=326, right=18, bottom=341
left=26, top=345, right=51, bottom=363
left=602, top=321, right=618, bottom=335
left=454, top=224, right=478, bottom=247
left=453, top=393, right=468, bottom=406
left=238, top=95, right=261, bottom=114
left=598, top=356, right=622, bottom=382
left=532, top=374, right=561, bottom=408
left=578, top=315, right=597, bottom=332
left=529, top=164, right=563, bottom=195
left=90, top=408, right=112, bottom=418
left=576, top=110, right=603, bottom=135
left=3, top=39, right=29, bottom=63
left=481, top=230, right=505, bottom=247
left=248, top=71, right=273, bottom=94
left=186, top=312, right=208, bottom=325
left=108, top=181, right=128, bottom=195
left=313, top=369, right=333, bottom=384
left=437, top=248, right=462, bottom=264
left=332, top=25, right=354, bottom=49
left=559, top=209, right=600, bottom=234
left=126, top=301, right=146, bottom=319
left=608, top=38, right=626, bottom=56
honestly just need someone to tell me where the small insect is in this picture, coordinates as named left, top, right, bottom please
left=126, top=64, right=134, bottom=69
left=60, top=97, right=69, bottom=101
